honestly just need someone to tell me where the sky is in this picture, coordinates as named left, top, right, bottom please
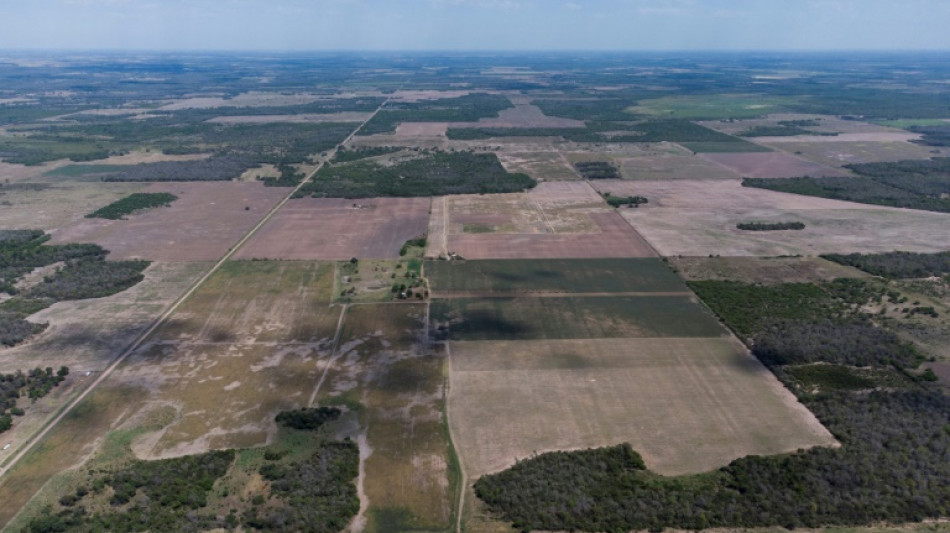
left=0, top=0, right=948, bottom=51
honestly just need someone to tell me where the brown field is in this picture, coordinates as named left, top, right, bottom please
left=700, top=151, right=848, bottom=178
left=389, top=89, right=474, bottom=102
left=236, top=197, right=430, bottom=260
left=590, top=178, right=871, bottom=210
left=605, top=179, right=950, bottom=256
left=669, top=256, right=870, bottom=284
left=448, top=337, right=836, bottom=478
left=753, top=132, right=924, bottom=144
left=616, top=151, right=741, bottom=180
left=451, top=103, right=585, bottom=129
left=157, top=91, right=327, bottom=110
left=207, top=111, right=371, bottom=124
left=761, top=140, right=948, bottom=166
left=394, top=121, right=449, bottom=137
left=0, top=161, right=58, bottom=182
left=0, top=181, right=145, bottom=231
left=48, top=181, right=287, bottom=261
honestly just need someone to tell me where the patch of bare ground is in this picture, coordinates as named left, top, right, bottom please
left=48, top=181, right=287, bottom=261
left=313, top=304, right=455, bottom=532
left=448, top=337, right=835, bottom=479
left=668, top=256, right=870, bottom=284
left=602, top=179, right=950, bottom=256
left=700, top=152, right=849, bottom=178
left=0, top=181, right=146, bottom=231
left=236, top=197, right=431, bottom=260
left=495, top=151, right=579, bottom=181
left=0, top=161, right=58, bottom=182
left=439, top=182, right=656, bottom=259
left=207, top=111, right=371, bottom=124
left=60, top=150, right=211, bottom=166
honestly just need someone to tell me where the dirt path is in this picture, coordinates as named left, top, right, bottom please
left=0, top=96, right=394, bottom=488
left=307, top=303, right=349, bottom=408
left=347, top=432, right=373, bottom=533
left=429, top=290, right=693, bottom=299
left=443, top=341, right=467, bottom=533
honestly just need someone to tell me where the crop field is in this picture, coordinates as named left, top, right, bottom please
left=432, top=183, right=657, bottom=259
left=700, top=151, right=849, bottom=178
left=236, top=197, right=431, bottom=260
left=447, top=337, right=836, bottom=478
left=312, top=303, right=455, bottom=533
left=426, top=258, right=688, bottom=296
left=431, top=295, right=725, bottom=340
left=48, top=182, right=287, bottom=261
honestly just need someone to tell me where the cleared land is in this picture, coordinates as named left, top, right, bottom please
left=236, top=197, right=430, bottom=260
left=451, top=103, right=585, bottom=129
left=448, top=337, right=836, bottom=478
left=47, top=182, right=287, bottom=261
left=758, top=140, right=948, bottom=166
left=207, top=112, right=372, bottom=124
left=438, top=182, right=657, bottom=259
left=597, top=179, right=950, bottom=256
left=426, top=258, right=687, bottom=296
left=431, top=295, right=724, bottom=341
left=0, top=182, right=145, bottom=232
left=700, top=152, right=848, bottom=178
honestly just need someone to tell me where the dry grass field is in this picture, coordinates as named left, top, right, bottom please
left=0, top=181, right=146, bottom=231
left=451, top=102, right=584, bottom=129
left=699, top=114, right=915, bottom=136
left=496, top=151, right=579, bottom=181
left=447, top=337, right=836, bottom=478
left=236, top=197, right=431, bottom=260
left=313, top=303, right=455, bottom=533
left=759, top=140, right=948, bottom=166
left=602, top=179, right=950, bottom=256
left=700, top=152, right=849, bottom=178
left=48, top=181, right=287, bottom=261
left=207, top=112, right=371, bottom=124
left=431, top=182, right=657, bottom=259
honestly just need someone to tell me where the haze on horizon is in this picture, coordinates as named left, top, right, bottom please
left=0, top=0, right=948, bottom=52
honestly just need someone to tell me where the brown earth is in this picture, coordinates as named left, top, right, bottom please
left=236, top=197, right=431, bottom=260
left=206, top=112, right=371, bottom=124
left=47, top=182, right=287, bottom=261
left=449, top=211, right=656, bottom=259
left=700, top=152, right=849, bottom=178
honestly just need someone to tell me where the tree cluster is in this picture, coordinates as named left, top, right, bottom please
left=822, top=251, right=950, bottom=279
left=736, top=222, right=805, bottom=231
left=86, top=192, right=178, bottom=220
left=574, top=161, right=621, bottom=180
left=0, top=366, right=69, bottom=433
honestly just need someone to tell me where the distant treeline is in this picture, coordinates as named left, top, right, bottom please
left=736, top=222, right=805, bottom=231
left=823, top=251, right=950, bottom=279
left=574, top=161, right=621, bottom=180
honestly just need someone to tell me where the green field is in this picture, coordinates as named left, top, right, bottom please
left=432, top=295, right=725, bottom=341
left=426, top=258, right=687, bottom=295
left=627, top=95, right=793, bottom=120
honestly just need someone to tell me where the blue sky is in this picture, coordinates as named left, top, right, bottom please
left=0, top=0, right=947, bottom=51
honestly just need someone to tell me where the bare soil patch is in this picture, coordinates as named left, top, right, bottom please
left=389, top=90, right=474, bottom=103
left=700, top=152, right=848, bottom=178
left=48, top=181, right=286, bottom=261
left=448, top=337, right=835, bottom=478
left=450, top=211, right=655, bottom=259
left=236, top=197, right=430, bottom=260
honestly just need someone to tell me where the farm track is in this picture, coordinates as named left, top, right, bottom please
left=0, top=97, right=393, bottom=485
left=430, top=290, right=693, bottom=299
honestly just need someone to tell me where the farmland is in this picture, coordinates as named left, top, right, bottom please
left=2, top=50, right=950, bottom=533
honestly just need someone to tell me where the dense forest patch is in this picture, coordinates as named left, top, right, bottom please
left=86, top=192, right=178, bottom=220
left=743, top=157, right=950, bottom=213
left=822, top=251, right=950, bottom=279
left=736, top=222, right=805, bottom=231
left=297, top=150, right=534, bottom=198
left=0, top=230, right=148, bottom=347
